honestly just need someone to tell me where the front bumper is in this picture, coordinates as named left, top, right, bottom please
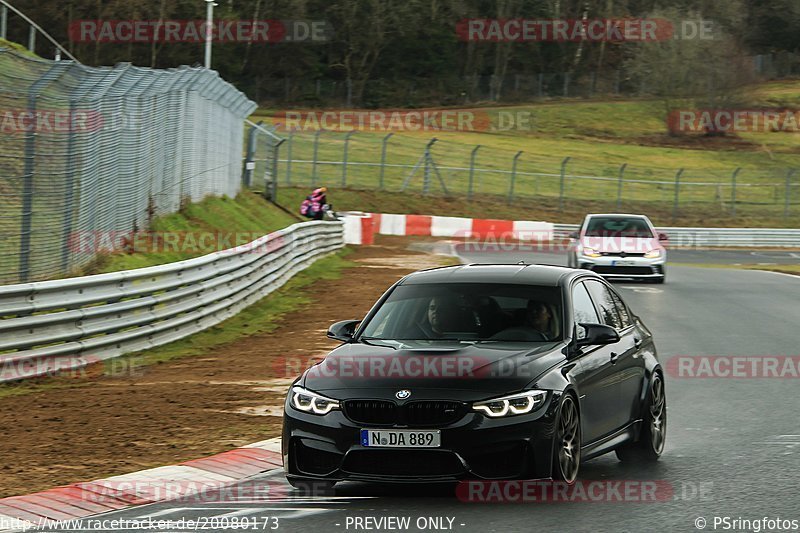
left=577, top=254, right=666, bottom=279
left=282, top=394, right=559, bottom=483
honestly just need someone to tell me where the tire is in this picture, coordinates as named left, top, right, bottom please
left=552, top=394, right=581, bottom=484
left=287, top=478, right=336, bottom=494
left=616, top=372, right=667, bottom=463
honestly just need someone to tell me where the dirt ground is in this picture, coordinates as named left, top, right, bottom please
left=0, top=238, right=448, bottom=498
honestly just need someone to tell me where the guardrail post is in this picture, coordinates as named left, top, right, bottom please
left=616, top=163, right=627, bottom=210
left=508, top=151, right=523, bottom=205
left=379, top=133, right=393, bottom=190
left=558, top=156, right=571, bottom=211
left=285, top=131, right=293, bottom=185
left=311, top=130, right=321, bottom=186
left=242, top=122, right=258, bottom=187
left=341, top=130, right=356, bottom=187
left=731, top=167, right=741, bottom=216
left=468, top=145, right=481, bottom=201
left=672, top=168, right=684, bottom=223
left=786, top=169, right=796, bottom=219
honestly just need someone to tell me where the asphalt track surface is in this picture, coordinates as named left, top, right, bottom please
left=38, top=248, right=800, bottom=533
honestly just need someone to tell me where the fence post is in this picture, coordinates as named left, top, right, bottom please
left=19, top=62, right=68, bottom=282
left=379, top=133, right=393, bottom=190
left=423, top=138, right=437, bottom=195
left=786, top=169, right=796, bottom=218
left=616, top=163, right=627, bottom=210
left=28, top=25, right=36, bottom=52
left=346, top=78, right=352, bottom=108
left=341, top=130, right=356, bottom=187
left=468, top=145, right=481, bottom=201
left=731, top=167, right=741, bottom=216
left=242, top=123, right=258, bottom=187
left=1, top=5, right=7, bottom=39
left=266, top=139, right=284, bottom=202
left=60, top=99, right=78, bottom=275
left=672, top=168, right=684, bottom=223
left=508, top=151, right=523, bottom=205
left=285, top=131, right=293, bottom=184
left=558, top=156, right=571, bottom=211
left=563, top=73, right=569, bottom=97
left=311, top=130, right=321, bottom=186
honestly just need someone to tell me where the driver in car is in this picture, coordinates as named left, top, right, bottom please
left=525, top=300, right=553, bottom=340
left=419, top=296, right=449, bottom=338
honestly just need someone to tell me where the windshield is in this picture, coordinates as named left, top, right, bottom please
left=584, top=217, right=654, bottom=238
left=360, top=283, right=563, bottom=342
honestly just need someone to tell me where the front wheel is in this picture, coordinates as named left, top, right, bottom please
left=616, top=372, right=667, bottom=462
left=552, top=394, right=581, bottom=484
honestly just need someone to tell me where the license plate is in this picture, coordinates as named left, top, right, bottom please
left=360, top=429, right=440, bottom=448
left=612, top=260, right=636, bottom=266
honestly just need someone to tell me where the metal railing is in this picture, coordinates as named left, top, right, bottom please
left=0, top=220, right=343, bottom=382
left=245, top=127, right=800, bottom=221
left=0, top=47, right=256, bottom=284
left=553, top=224, right=800, bottom=247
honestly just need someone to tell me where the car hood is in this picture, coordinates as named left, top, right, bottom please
left=581, top=235, right=660, bottom=254
left=299, top=340, right=566, bottom=399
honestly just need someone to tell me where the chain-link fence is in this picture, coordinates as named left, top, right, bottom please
left=245, top=127, right=800, bottom=221
left=0, top=47, right=256, bottom=284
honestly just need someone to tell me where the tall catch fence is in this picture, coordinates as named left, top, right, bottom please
left=0, top=47, right=256, bottom=283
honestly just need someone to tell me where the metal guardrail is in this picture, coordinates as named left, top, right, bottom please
left=0, top=221, right=344, bottom=382
left=553, top=224, right=800, bottom=247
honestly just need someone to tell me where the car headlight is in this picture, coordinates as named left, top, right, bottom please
left=472, top=390, right=547, bottom=418
left=580, top=246, right=601, bottom=258
left=644, top=249, right=662, bottom=258
left=290, top=386, right=340, bottom=415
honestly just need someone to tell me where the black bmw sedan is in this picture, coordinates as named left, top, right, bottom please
left=282, top=264, right=666, bottom=490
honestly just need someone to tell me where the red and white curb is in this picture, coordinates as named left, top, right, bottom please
left=0, top=438, right=282, bottom=532
left=342, top=212, right=554, bottom=245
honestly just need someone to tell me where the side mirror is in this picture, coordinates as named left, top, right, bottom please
left=658, top=233, right=669, bottom=242
left=575, top=323, right=620, bottom=347
left=568, top=231, right=579, bottom=240
left=327, top=320, right=360, bottom=342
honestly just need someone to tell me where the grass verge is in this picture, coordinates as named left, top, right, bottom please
left=84, top=191, right=300, bottom=274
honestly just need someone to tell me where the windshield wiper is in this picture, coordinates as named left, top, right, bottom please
left=358, top=337, right=398, bottom=350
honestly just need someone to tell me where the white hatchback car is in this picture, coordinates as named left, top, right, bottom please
left=567, top=213, right=668, bottom=283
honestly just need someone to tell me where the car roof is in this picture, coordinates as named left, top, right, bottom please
left=584, top=213, right=651, bottom=219
left=399, top=263, right=597, bottom=287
